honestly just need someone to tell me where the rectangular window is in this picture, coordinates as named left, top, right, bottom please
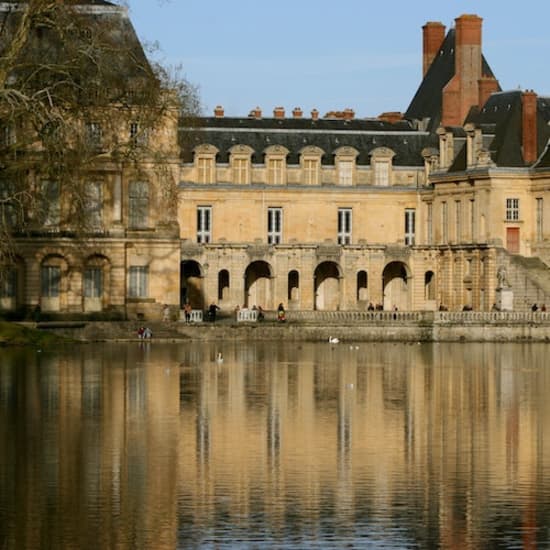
left=0, top=181, right=17, bottom=227
left=197, top=205, right=212, bottom=243
left=304, top=159, right=319, bottom=185
left=86, top=122, right=102, bottom=149
left=338, top=160, right=353, bottom=186
left=128, top=181, right=149, bottom=229
left=506, top=198, right=519, bottom=221
left=197, top=157, right=214, bottom=184
left=455, top=200, right=461, bottom=242
left=405, top=208, right=416, bottom=245
left=41, top=266, right=60, bottom=298
left=374, top=162, right=389, bottom=186
left=233, top=158, right=249, bottom=184
left=338, top=208, right=352, bottom=244
left=536, top=198, right=543, bottom=241
left=1, top=268, right=16, bottom=298
left=86, top=181, right=103, bottom=229
left=0, top=123, right=15, bottom=147
left=40, top=180, right=60, bottom=227
left=128, top=266, right=148, bottom=298
left=84, top=268, right=102, bottom=298
left=267, top=207, right=282, bottom=244
left=267, top=159, right=284, bottom=185
left=441, top=201, right=448, bottom=244
left=426, top=202, right=433, bottom=245
left=129, top=122, right=148, bottom=146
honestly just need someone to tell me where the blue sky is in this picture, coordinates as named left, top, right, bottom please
left=127, top=0, right=550, bottom=118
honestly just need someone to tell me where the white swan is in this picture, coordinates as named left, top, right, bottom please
left=329, top=336, right=340, bottom=344
left=216, top=352, right=224, bottom=363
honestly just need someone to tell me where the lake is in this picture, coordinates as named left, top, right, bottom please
left=1, top=341, right=550, bottom=549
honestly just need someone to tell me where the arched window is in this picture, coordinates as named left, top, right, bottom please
left=357, top=270, right=368, bottom=301
left=424, top=271, right=436, bottom=300
left=218, top=269, right=230, bottom=301
left=288, top=270, right=299, bottom=301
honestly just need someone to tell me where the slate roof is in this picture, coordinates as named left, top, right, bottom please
left=180, top=117, right=438, bottom=166
left=405, top=28, right=499, bottom=133
left=0, top=0, right=154, bottom=102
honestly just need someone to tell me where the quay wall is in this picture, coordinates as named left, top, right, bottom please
left=34, top=311, right=550, bottom=343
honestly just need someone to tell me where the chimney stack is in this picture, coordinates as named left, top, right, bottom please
left=252, top=106, right=262, bottom=119
left=311, top=109, right=319, bottom=121
left=522, top=90, right=538, bottom=164
left=292, top=107, right=303, bottom=119
left=478, top=77, right=499, bottom=109
left=343, top=108, right=355, bottom=120
left=214, top=105, right=224, bottom=118
left=441, top=14, right=483, bottom=126
left=422, top=21, right=446, bottom=77
left=273, top=106, right=285, bottom=119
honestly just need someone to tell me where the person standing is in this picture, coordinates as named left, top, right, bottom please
left=208, top=302, right=220, bottom=322
left=277, top=303, right=286, bottom=322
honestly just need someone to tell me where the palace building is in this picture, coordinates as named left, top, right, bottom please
left=2, top=4, right=550, bottom=318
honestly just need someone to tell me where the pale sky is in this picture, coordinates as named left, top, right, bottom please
left=126, top=0, right=550, bottom=118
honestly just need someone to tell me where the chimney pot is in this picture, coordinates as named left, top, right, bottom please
left=311, top=109, right=319, bottom=121
left=214, top=105, right=224, bottom=118
left=292, top=107, right=303, bottom=119
left=273, top=106, right=285, bottom=119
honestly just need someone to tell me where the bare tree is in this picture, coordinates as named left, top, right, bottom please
left=0, top=0, right=199, bottom=270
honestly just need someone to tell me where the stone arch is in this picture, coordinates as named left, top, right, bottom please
left=244, top=260, right=273, bottom=309
left=314, top=261, right=342, bottom=311
left=83, top=254, right=111, bottom=312
left=181, top=260, right=204, bottom=309
left=382, top=261, right=411, bottom=311
left=357, top=270, right=368, bottom=303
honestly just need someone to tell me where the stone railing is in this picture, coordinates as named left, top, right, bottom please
left=179, top=309, right=203, bottom=322
left=274, top=310, right=550, bottom=324
left=237, top=309, right=259, bottom=322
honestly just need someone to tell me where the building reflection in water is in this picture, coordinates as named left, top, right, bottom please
left=1, top=342, right=550, bottom=548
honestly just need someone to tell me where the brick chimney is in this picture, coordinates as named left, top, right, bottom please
left=311, top=109, right=319, bottom=121
left=442, top=14, right=483, bottom=126
left=273, top=106, right=285, bottom=119
left=522, top=90, right=538, bottom=164
left=252, top=106, right=262, bottom=119
left=378, top=111, right=404, bottom=124
left=214, top=105, right=224, bottom=118
left=422, top=21, right=446, bottom=77
left=292, top=107, right=303, bottom=119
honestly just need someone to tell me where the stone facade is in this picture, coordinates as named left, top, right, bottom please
left=2, top=6, right=550, bottom=319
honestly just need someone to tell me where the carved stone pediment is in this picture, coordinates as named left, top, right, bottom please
left=369, top=146, right=396, bottom=159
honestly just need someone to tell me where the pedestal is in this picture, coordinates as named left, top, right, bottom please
left=496, top=287, right=514, bottom=311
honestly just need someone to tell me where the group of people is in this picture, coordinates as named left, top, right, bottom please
left=531, top=303, right=547, bottom=312
left=367, top=302, right=384, bottom=311
left=137, top=326, right=152, bottom=339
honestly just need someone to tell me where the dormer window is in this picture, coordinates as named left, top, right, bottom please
left=369, top=147, right=395, bottom=186
left=300, top=146, right=324, bottom=185
left=264, top=145, right=289, bottom=185
left=193, top=144, right=219, bottom=184
left=334, top=146, right=359, bottom=186
left=229, top=145, right=254, bottom=185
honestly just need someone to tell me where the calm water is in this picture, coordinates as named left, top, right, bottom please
left=1, top=341, right=550, bottom=549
